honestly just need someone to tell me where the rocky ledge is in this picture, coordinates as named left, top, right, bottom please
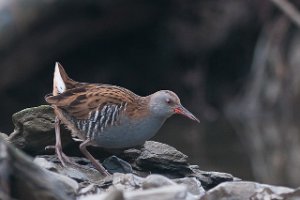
left=0, top=105, right=299, bottom=200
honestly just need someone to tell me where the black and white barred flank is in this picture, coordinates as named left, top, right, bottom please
left=71, top=102, right=127, bottom=139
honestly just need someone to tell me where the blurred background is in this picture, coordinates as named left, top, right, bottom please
left=1, top=0, right=300, bottom=187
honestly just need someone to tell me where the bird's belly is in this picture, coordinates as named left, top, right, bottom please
left=92, top=117, right=164, bottom=149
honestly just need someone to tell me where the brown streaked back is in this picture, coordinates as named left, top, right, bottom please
left=46, top=84, right=149, bottom=120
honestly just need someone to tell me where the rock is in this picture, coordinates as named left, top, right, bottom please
left=281, top=188, right=300, bottom=199
left=47, top=170, right=79, bottom=192
left=34, top=156, right=57, bottom=170
left=78, top=188, right=124, bottom=200
left=124, top=185, right=194, bottom=200
left=174, top=177, right=205, bottom=196
left=103, top=156, right=133, bottom=174
left=135, top=141, right=192, bottom=176
left=82, top=185, right=193, bottom=200
left=110, top=173, right=203, bottom=200
left=190, top=165, right=239, bottom=190
left=34, top=143, right=238, bottom=191
left=112, top=173, right=144, bottom=191
left=8, top=105, right=73, bottom=155
left=142, top=175, right=205, bottom=199
left=0, top=132, right=8, bottom=141
left=34, top=155, right=107, bottom=183
left=77, top=183, right=104, bottom=197
left=142, top=174, right=177, bottom=189
left=200, top=181, right=295, bottom=200
left=0, top=135, right=76, bottom=200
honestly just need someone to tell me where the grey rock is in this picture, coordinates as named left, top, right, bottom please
left=47, top=170, right=79, bottom=192
left=34, top=156, right=57, bottom=170
left=136, top=141, right=192, bottom=176
left=81, top=185, right=193, bottom=200
left=174, top=177, right=205, bottom=196
left=0, top=136, right=75, bottom=200
left=35, top=155, right=107, bottom=183
left=103, top=156, right=133, bottom=174
left=121, top=148, right=142, bottom=161
left=112, top=173, right=144, bottom=191
left=78, top=184, right=103, bottom=197
left=110, top=173, right=203, bottom=200
left=190, top=165, right=238, bottom=190
left=200, top=181, right=295, bottom=200
left=141, top=175, right=205, bottom=199
left=79, top=188, right=124, bottom=200
left=0, top=132, right=8, bottom=141
left=142, top=174, right=176, bottom=189
left=8, top=105, right=73, bottom=154
left=124, top=185, right=194, bottom=200
left=281, top=188, right=300, bottom=199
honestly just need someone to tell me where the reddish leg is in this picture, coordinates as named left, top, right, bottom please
left=46, top=116, right=71, bottom=165
left=79, top=139, right=110, bottom=176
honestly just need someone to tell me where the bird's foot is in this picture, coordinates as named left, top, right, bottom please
left=45, top=145, right=72, bottom=166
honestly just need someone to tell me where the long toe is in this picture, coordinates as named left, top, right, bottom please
left=94, top=163, right=111, bottom=176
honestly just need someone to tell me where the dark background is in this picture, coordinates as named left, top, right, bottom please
left=1, top=0, right=300, bottom=187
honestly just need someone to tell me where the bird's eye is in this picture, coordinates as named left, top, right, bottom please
left=166, top=98, right=171, bottom=104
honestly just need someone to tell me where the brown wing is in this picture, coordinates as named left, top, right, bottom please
left=45, top=84, right=137, bottom=120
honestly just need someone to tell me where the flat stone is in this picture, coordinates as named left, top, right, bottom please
left=8, top=105, right=73, bottom=155
left=142, top=174, right=177, bottom=189
left=35, top=155, right=107, bottom=183
left=124, top=185, right=193, bottom=200
left=47, top=170, right=79, bottom=192
left=174, top=177, right=205, bottom=196
left=78, top=188, right=124, bottom=200
left=34, top=157, right=57, bottom=170
left=0, top=132, right=8, bottom=141
left=112, top=173, right=144, bottom=191
left=77, top=183, right=104, bottom=197
left=136, top=141, right=191, bottom=175
left=201, top=181, right=295, bottom=200
left=103, top=156, right=133, bottom=174
left=190, top=165, right=238, bottom=190
left=80, top=185, right=193, bottom=200
left=0, top=136, right=75, bottom=200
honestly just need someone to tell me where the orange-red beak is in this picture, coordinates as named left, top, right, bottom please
left=174, top=105, right=200, bottom=123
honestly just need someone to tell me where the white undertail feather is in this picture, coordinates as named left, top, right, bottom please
left=53, top=62, right=66, bottom=95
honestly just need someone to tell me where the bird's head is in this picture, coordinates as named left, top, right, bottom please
left=149, top=90, right=199, bottom=122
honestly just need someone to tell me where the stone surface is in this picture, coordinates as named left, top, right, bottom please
left=103, top=156, right=133, bottom=174
left=8, top=105, right=73, bottom=155
left=0, top=135, right=76, bottom=200
left=82, top=185, right=193, bottom=200
left=200, top=181, right=296, bottom=200
left=0, top=132, right=8, bottom=140
left=79, top=188, right=124, bottom=200
left=124, top=185, right=194, bottom=200
left=34, top=155, right=108, bottom=184
left=135, top=141, right=192, bottom=176
left=31, top=155, right=207, bottom=199
left=190, top=165, right=238, bottom=190
left=142, top=174, right=177, bottom=189
left=174, top=177, right=205, bottom=196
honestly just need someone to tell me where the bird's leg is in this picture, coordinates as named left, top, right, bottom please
left=79, top=139, right=110, bottom=176
left=46, top=116, right=71, bottom=165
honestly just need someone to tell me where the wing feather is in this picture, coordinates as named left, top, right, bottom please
left=45, top=84, right=136, bottom=121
